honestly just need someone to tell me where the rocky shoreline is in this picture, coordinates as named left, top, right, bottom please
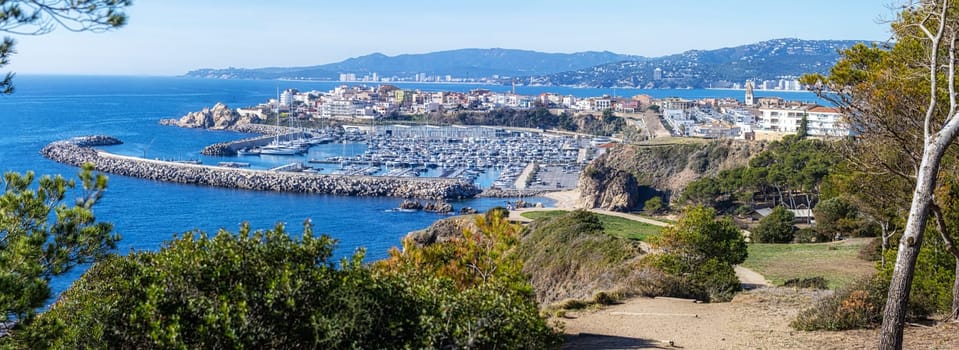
left=41, top=136, right=480, bottom=200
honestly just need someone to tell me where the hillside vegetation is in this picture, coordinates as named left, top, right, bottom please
left=520, top=210, right=662, bottom=241
left=578, top=139, right=766, bottom=211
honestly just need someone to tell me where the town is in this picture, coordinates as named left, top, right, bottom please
left=235, top=80, right=850, bottom=142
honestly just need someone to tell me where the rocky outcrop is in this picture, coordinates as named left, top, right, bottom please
left=578, top=164, right=640, bottom=211
left=399, top=199, right=424, bottom=210
left=160, top=103, right=263, bottom=130
left=41, top=137, right=481, bottom=200
left=405, top=215, right=478, bottom=248
left=578, top=140, right=766, bottom=211
left=423, top=201, right=453, bottom=213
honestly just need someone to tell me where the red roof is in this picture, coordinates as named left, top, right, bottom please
left=808, top=106, right=839, bottom=113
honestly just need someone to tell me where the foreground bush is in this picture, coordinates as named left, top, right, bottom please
left=6, top=220, right=561, bottom=349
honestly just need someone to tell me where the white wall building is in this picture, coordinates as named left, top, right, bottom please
left=758, top=105, right=851, bottom=136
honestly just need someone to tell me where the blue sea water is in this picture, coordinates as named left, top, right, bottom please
left=0, top=75, right=817, bottom=296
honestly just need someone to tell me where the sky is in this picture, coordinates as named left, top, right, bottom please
left=7, top=0, right=897, bottom=76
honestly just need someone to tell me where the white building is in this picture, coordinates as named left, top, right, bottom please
left=594, top=99, right=611, bottom=111
left=758, top=105, right=851, bottom=136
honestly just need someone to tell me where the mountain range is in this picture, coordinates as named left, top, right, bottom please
left=184, top=38, right=875, bottom=88
left=185, top=49, right=638, bottom=81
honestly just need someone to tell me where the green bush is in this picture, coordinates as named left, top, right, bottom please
left=690, top=258, right=742, bottom=302
left=782, top=276, right=829, bottom=289
left=7, top=221, right=562, bottom=349
left=753, top=206, right=795, bottom=243
left=878, top=244, right=954, bottom=318
left=647, top=206, right=748, bottom=302
left=643, top=196, right=665, bottom=214
left=794, top=227, right=833, bottom=243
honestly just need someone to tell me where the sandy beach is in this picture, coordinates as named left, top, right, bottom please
left=543, top=189, right=580, bottom=209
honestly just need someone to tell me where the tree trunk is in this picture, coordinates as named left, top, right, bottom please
left=953, top=259, right=959, bottom=321
left=879, top=146, right=944, bottom=350
left=879, top=221, right=891, bottom=269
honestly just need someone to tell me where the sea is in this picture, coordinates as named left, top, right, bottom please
left=0, top=75, right=817, bottom=297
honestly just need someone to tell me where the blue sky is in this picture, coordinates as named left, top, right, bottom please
left=8, top=0, right=895, bottom=76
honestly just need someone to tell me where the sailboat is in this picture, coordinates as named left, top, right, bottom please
left=259, top=88, right=303, bottom=155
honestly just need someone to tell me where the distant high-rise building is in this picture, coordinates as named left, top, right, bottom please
left=653, top=68, right=663, bottom=81
left=372, top=72, right=379, bottom=82
left=745, top=80, right=755, bottom=106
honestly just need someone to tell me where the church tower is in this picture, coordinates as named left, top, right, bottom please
left=744, top=80, right=755, bottom=106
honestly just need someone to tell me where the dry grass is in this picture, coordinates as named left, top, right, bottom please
left=741, top=238, right=875, bottom=290
left=520, top=210, right=663, bottom=241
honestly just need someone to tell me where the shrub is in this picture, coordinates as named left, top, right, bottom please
left=782, top=276, right=829, bottom=289
left=593, top=291, right=617, bottom=306
left=813, top=196, right=862, bottom=238
left=691, top=258, right=742, bottom=302
left=791, top=277, right=884, bottom=331
left=734, top=205, right=753, bottom=217
left=646, top=206, right=747, bottom=302
left=643, top=196, right=665, bottom=214
left=858, top=238, right=882, bottom=262
left=753, top=206, right=795, bottom=243
left=794, top=227, right=833, bottom=243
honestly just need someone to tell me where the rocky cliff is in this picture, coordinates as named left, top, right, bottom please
left=578, top=140, right=766, bottom=211
left=160, top=103, right=263, bottom=129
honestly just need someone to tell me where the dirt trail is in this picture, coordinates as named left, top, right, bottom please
left=561, top=288, right=959, bottom=349
left=734, top=265, right=770, bottom=290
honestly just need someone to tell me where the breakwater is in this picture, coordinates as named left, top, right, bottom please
left=200, top=132, right=299, bottom=156
left=158, top=120, right=294, bottom=156
left=477, top=188, right=552, bottom=198
left=41, top=136, right=481, bottom=200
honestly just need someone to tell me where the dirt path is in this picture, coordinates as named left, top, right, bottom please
left=561, top=288, right=959, bottom=349
left=508, top=206, right=670, bottom=228
left=734, top=265, right=771, bottom=290
left=640, top=110, right=672, bottom=139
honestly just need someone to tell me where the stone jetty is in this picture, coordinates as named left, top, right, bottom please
left=477, top=188, right=552, bottom=198
left=41, top=136, right=480, bottom=200
left=200, top=131, right=298, bottom=156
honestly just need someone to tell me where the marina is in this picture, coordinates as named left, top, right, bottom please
left=221, top=125, right=597, bottom=190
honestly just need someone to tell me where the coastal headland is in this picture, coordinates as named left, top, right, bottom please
left=41, top=136, right=480, bottom=200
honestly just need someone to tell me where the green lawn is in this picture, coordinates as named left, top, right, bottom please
left=520, top=210, right=663, bottom=241
left=741, top=238, right=875, bottom=290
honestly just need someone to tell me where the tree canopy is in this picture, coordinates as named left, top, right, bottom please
left=802, top=1, right=959, bottom=347
left=680, top=135, right=839, bottom=211
left=0, top=164, right=118, bottom=324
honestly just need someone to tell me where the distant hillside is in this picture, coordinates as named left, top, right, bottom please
left=527, top=38, right=872, bottom=88
left=184, top=49, right=640, bottom=80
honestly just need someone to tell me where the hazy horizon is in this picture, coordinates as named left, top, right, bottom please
left=8, top=0, right=893, bottom=76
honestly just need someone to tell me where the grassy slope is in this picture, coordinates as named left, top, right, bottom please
left=741, top=238, right=875, bottom=290
left=521, top=210, right=662, bottom=241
